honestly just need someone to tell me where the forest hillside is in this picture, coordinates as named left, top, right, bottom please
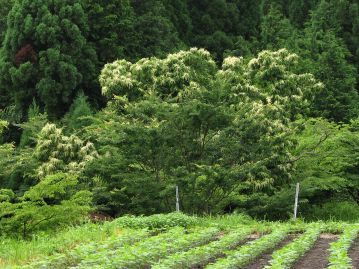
left=0, top=0, right=359, bottom=240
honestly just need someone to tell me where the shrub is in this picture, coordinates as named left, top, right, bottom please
left=112, top=213, right=198, bottom=229
left=0, top=173, right=93, bottom=238
left=305, top=201, right=359, bottom=222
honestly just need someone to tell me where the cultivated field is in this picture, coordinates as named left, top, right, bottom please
left=2, top=214, right=359, bottom=269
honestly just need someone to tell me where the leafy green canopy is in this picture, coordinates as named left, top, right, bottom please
left=87, top=48, right=322, bottom=214
left=242, top=117, right=359, bottom=220
left=0, top=173, right=92, bottom=238
left=229, top=0, right=359, bottom=123
left=34, top=123, right=98, bottom=178
left=298, top=9, right=359, bottom=122
left=0, top=120, right=97, bottom=237
left=0, top=120, right=98, bottom=191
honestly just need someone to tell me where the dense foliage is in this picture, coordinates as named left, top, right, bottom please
left=93, top=48, right=321, bottom=215
left=0, top=0, right=99, bottom=119
left=0, top=0, right=359, bottom=236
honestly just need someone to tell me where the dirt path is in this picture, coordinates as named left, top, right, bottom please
left=348, top=236, right=359, bottom=268
left=292, top=235, right=337, bottom=269
left=242, top=235, right=296, bottom=269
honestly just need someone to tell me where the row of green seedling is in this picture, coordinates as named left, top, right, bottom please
left=265, top=225, right=322, bottom=269
left=74, top=226, right=219, bottom=269
left=327, top=225, right=359, bottom=269
left=23, top=229, right=150, bottom=269
left=112, top=213, right=198, bottom=229
left=205, top=225, right=290, bottom=269
left=152, top=228, right=254, bottom=269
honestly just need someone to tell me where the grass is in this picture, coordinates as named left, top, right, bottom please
left=0, top=221, right=123, bottom=267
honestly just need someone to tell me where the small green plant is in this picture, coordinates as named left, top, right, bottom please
left=25, top=229, right=149, bottom=269
left=327, top=225, right=359, bottom=269
left=152, top=228, right=253, bottom=269
left=76, top=226, right=219, bottom=268
left=3, top=217, right=358, bottom=268
left=112, top=212, right=198, bottom=229
left=206, top=225, right=290, bottom=269
left=265, top=225, right=322, bottom=269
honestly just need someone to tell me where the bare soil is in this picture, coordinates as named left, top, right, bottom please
left=242, top=235, right=296, bottom=269
left=291, top=235, right=338, bottom=269
left=348, top=236, right=359, bottom=269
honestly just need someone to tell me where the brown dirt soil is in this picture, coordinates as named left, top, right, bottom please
left=242, top=235, right=297, bottom=269
left=291, top=235, right=338, bottom=269
left=348, top=236, right=359, bottom=269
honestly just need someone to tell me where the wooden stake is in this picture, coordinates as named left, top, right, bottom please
left=176, top=185, right=180, bottom=212
left=293, top=183, right=300, bottom=220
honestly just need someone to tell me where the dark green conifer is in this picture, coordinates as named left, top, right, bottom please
left=0, top=0, right=98, bottom=119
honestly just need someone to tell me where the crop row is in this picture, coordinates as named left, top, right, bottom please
left=327, top=225, right=359, bottom=269
left=265, top=225, right=322, bottom=269
left=206, top=225, right=290, bottom=269
left=25, top=229, right=150, bottom=269
left=74, top=226, right=219, bottom=269
left=21, top=222, right=359, bottom=269
left=152, top=228, right=253, bottom=269
left=111, top=212, right=198, bottom=229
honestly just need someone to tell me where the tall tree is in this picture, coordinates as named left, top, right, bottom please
left=187, top=0, right=244, bottom=61
left=0, top=0, right=98, bottom=119
left=131, top=0, right=185, bottom=59
left=231, top=0, right=261, bottom=38
left=259, top=5, right=296, bottom=51
left=0, top=0, right=14, bottom=44
left=262, top=0, right=320, bottom=27
left=162, top=0, right=192, bottom=42
left=82, top=0, right=137, bottom=64
left=298, top=28, right=359, bottom=122
left=308, top=0, right=359, bottom=92
left=63, top=92, right=93, bottom=134
left=92, top=48, right=322, bottom=214
left=288, top=0, right=320, bottom=27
